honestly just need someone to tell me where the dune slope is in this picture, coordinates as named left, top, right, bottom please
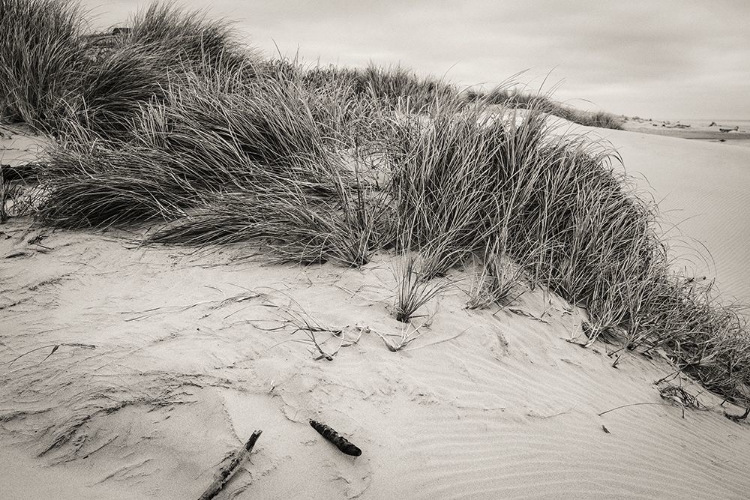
left=2, top=213, right=750, bottom=499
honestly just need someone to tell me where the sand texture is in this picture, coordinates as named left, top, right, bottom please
left=2, top=125, right=750, bottom=499
left=589, top=127, right=750, bottom=307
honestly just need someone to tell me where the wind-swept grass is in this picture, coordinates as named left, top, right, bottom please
left=126, top=1, right=251, bottom=74
left=4, top=0, right=750, bottom=411
left=392, top=253, right=453, bottom=323
left=37, top=131, right=195, bottom=227
left=0, top=0, right=87, bottom=128
left=466, top=241, right=527, bottom=310
left=40, top=66, right=388, bottom=265
left=56, top=43, right=169, bottom=139
left=60, top=2, right=256, bottom=139
left=469, top=87, right=625, bottom=130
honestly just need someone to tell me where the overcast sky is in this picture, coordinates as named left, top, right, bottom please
left=83, top=0, right=750, bottom=120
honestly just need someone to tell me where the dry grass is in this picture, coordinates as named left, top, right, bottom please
left=0, top=0, right=87, bottom=129
left=391, top=254, right=453, bottom=323
left=468, top=87, right=625, bottom=130
left=2, top=0, right=749, bottom=411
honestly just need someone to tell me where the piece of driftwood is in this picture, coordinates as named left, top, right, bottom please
left=725, top=407, right=750, bottom=422
left=310, top=419, right=361, bottom=457
left=198, top=430, right=262, bottom=500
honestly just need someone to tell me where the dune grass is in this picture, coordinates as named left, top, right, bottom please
left=2, top=0, right=749, bottom=412
left=468, top=87, right=625, bottom=130
left=0, top=0, right=87, bottom=129
left=392, top=254, right=453, bottom=323
left=126, top=2, right=250, bottom=73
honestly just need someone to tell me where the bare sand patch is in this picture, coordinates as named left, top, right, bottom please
left=593, top=128, right=750, bottom=307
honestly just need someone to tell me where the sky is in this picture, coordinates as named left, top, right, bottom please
left=81, top=0, right=750, bottom=120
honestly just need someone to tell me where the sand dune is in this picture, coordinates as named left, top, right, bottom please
left=2, top=194, right=750, bottom=499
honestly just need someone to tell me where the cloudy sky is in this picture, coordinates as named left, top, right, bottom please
left=83, top=0, right=750, bottom=120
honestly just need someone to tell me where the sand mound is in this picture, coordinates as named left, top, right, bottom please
left=2, top=213, right=750, bottom=499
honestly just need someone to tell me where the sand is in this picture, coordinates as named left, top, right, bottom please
left=621, top=118, right=750, bottom=148
left=2, top=123, right=750, bottom=499
left=585, top=125, right=750, bottom=307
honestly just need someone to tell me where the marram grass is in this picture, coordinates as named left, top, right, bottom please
left=3, top=0, right=749, bottom=413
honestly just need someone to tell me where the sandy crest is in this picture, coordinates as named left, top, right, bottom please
left=2, top=213, right=750, bottom=499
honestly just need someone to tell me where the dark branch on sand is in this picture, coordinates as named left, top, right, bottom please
left=198, top=430, right=262, bottom=500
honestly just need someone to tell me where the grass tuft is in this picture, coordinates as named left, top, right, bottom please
left=0, top=0, right=87, bottom=128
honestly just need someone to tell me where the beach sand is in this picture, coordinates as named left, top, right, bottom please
left=2, top=123, right=750, bottom=499
left=621, top=117, right=750, bottom=148
left=587, top=125, right=750, bottom=307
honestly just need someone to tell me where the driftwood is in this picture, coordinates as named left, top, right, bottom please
left=310, top=419, right=362, bottom=456
left=198, top=430, right=262, bottom=500
left=725, top=407, right=750, bottom=422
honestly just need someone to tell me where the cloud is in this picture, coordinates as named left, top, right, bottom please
left=82, top=0, right=750, bottom=119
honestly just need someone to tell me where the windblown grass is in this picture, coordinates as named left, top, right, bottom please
left=126, top=1, right=249, bottom=73
left=0, top=0, right=87, bottom=128
left=392, top=254, right=453, bottom=323
left=4, top=0, right=750, bottom=411
left=56, top=43, right=170, bottom=139
left=298, top=63, right=461, bottom=115
left=469, top=87, right=625, bottom=130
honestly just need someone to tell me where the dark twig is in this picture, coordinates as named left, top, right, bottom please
left=310, top=419, right=361, bottom=457
left=198, top=430, right=262, bottom=500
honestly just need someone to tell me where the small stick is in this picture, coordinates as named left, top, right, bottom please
left=198, top=430, right=262, bottom=500
left=310, top=420, right=361, bottom=456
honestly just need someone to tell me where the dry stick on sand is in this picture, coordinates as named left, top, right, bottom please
left=198, top=430, right=262, bottom=500
left=310, top=420, right=362, bottom=457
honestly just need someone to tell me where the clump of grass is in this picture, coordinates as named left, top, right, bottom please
left=392, top=253, right=452, bottom=323
left=36, top=135, right=195, bottom=227
left=0, top=0, right=87, bottom=128
left=56, top=43, right=170, bottom=139
left=42, top=1, right=254, bottom=137
left=302, top=63, right=462, bottom=115
left=386, top=102, right=506, bottom=279
left=42, top=64, right=388, bottom=265
left=125, top=1, right=252, bottom=75
left=467, top=240, right=527, bottom=310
